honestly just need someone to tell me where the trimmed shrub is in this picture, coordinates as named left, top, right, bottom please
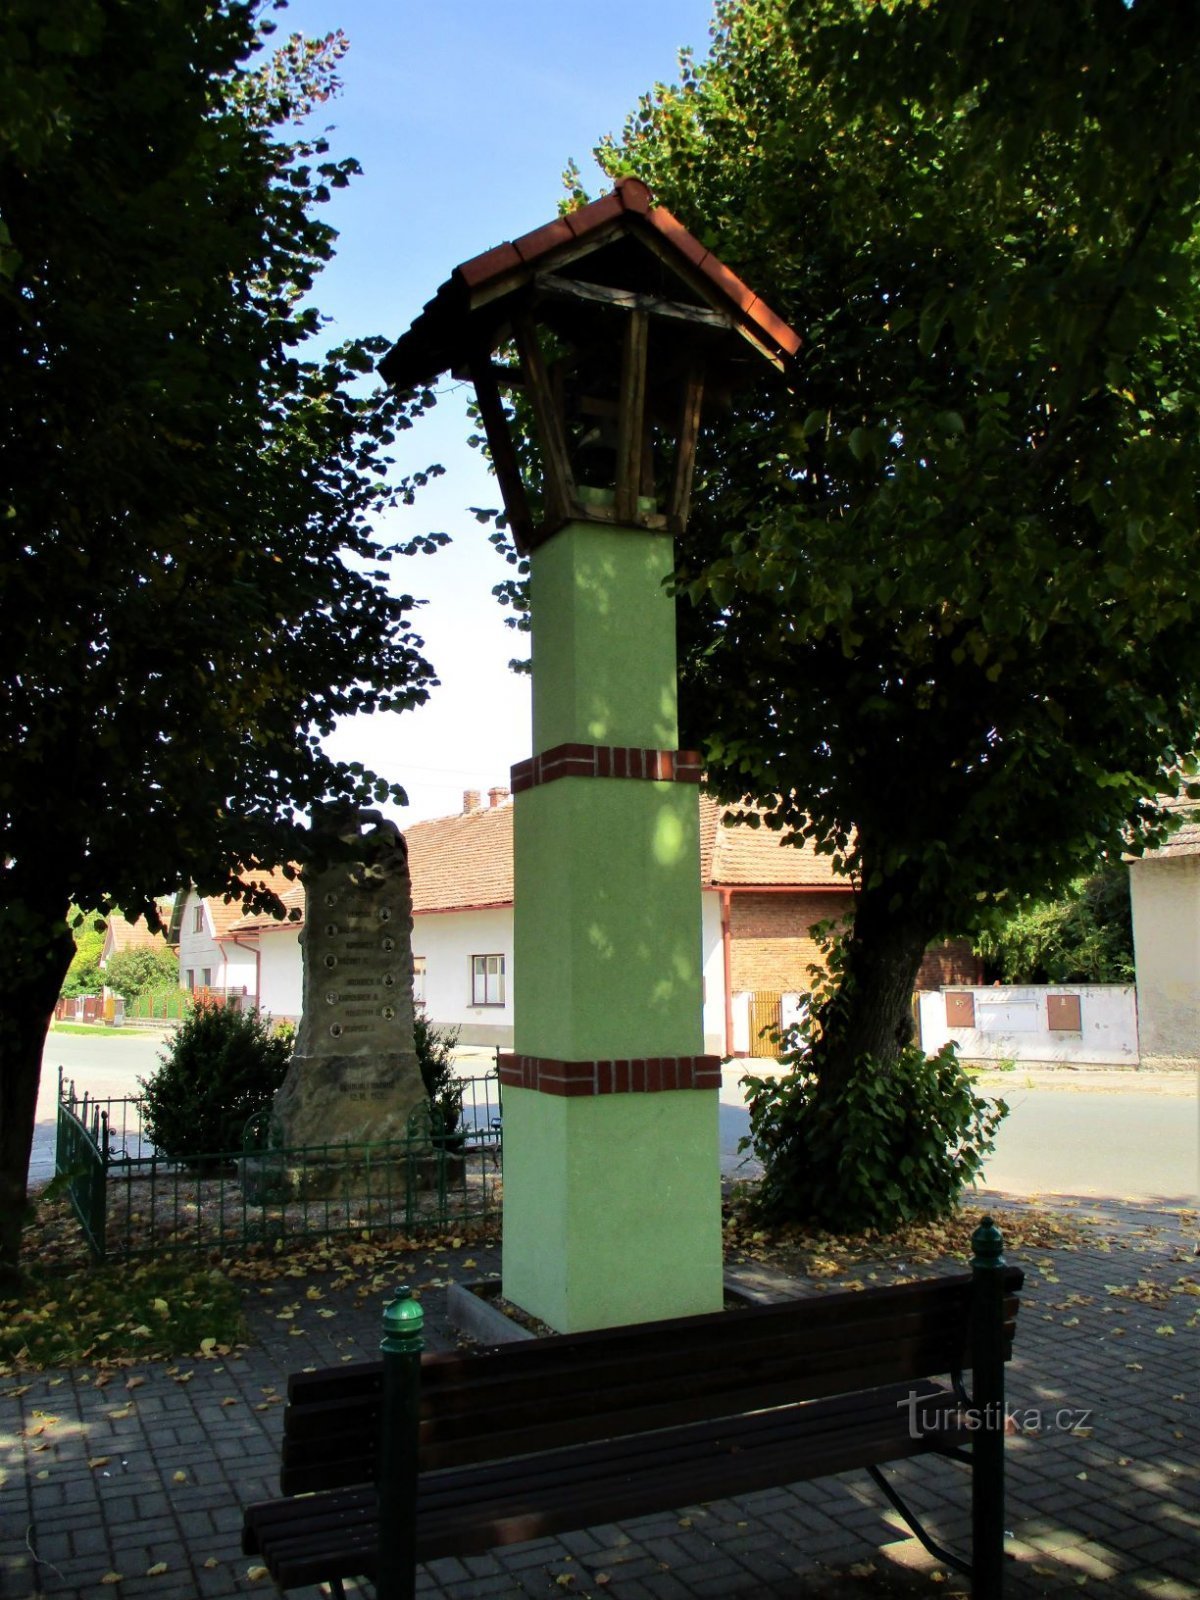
left=743, top=1038, right=1008, bottom=1232
left=140, top=1003, right=292, bottom=1166
left=414, top=1012, right=464, bottom=1143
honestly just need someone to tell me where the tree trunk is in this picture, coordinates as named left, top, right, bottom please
left=0, top=889, right=74, bottom=1281
left=810, top=878, right=937, bottom=1093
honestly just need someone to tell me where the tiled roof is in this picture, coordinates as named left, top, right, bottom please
left=379, top=178, right=800, bottom=393
left=406, top=801, right=516, bottom=913
left=1141, top=794, right=1200, bottom=859
left=698, top=795, right=850, bottom=888
left=103, top=912, right=172, bottom=957
left=207, top=869, right=303, bottom=938
left=219, top=796, right=849, bottom=935
left=227, top=880, right=306, bottom=933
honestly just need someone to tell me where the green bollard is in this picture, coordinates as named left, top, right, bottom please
left=971, top=1216, right=1007, bottom=1600
left=377, top=1285, right=424, bottom=1600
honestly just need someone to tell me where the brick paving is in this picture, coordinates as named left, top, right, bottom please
left=1, top=1193, right=1196, bottom=1600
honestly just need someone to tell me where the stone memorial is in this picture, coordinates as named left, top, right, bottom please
left=270, top=808, right=425, bottom=1150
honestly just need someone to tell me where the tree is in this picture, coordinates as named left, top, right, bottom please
left=103, top=943, right=181, bottom=1002
left=59, top=910, right=106, bottom=999
left=975, top=865, right=1135, bottom=986
left=0, top=0, right=444, bottom=1274
left=563, top=0, right=1200, bottom=1222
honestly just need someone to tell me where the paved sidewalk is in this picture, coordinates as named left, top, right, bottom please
left=2, top=1195, right=1196, bottom=1600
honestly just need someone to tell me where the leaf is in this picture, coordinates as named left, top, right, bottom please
left=101, top=1574, right=123, bottom=1585
left=246, top=1566, right=269, bottom=1582
left=125, top=1376, right=145, bottom=1390
left=88, top=1457, right=111, bottom=1469
left=173, top=1470, right=188, bottom=1484
left=146, top=1562, right=168, bottom=1576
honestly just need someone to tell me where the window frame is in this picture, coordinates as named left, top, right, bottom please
left=470, top=953, right=505, bottom=1007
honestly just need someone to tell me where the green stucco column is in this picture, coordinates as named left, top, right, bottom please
left=501, top=521, right=724, bottom=1332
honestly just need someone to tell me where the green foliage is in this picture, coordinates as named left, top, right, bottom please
left=0, top=0, right=448, bottom=1267
left=975, top=865, right=1135, bottom=985
left=744, top=1037, right=1008, bottom=1231
left=140, top=1004, right=292, bottom=1166
left=414, top=1012, right=464, bottom=1141
left=1, top=0, right=446, bottom=926
left=60, top=910, right=105, bottom=998
left=103, top=943, right=180, bottom=1001
left=589, top=0, right=1200, bottom=938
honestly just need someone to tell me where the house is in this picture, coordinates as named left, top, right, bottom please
left=172, top=869, right=300, bottom=1003
left=99, top=903, right=174, bottom=970
left=233, top=790, right=977, bottom=1055
left=1129, top=795, right=1200, bottom=1069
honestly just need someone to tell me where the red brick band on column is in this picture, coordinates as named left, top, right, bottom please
left=511, top=744, right=703, bottom=794
left=498, top=1053, right=722, bottom=1096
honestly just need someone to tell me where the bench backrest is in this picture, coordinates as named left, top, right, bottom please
left=281, top=1267, right=1022, bottom=1494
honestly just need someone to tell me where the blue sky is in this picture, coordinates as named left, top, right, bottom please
left=271, top=0, right=716, bottom=819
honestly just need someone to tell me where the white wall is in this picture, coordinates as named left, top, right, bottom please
left=700, top=890, right=726, bottom=1055
left=257, top=927, right=302, bottom=1020
left=176, top=891, right=255, bottom=995
left=917, top=985, right=1139, bottom=1066
left=414, top=906, right=514, bottom=1046
left=1130, top=855, right=1200, bottom=1067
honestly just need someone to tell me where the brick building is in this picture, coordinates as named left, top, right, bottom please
left=223, top=791, right=977, bottom=1056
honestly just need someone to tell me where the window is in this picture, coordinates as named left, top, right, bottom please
left=185, top=969, right=195, bottom=991
left=192, top=905, right=205, bottom=934
left=201, top=967, right=212, bottom=990
left=471, top=954, right=505, bottom=1006
left=413, top=956, right=427, bottom=1007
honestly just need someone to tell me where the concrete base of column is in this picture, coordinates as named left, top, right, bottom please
left=501, top=1085, right=724, bottom=1332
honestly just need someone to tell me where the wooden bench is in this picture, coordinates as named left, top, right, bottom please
left=243, top=1219, right=1023, bottom=1600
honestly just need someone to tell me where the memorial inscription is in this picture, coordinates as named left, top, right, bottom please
left=270, top=810, right=425, bottom=1148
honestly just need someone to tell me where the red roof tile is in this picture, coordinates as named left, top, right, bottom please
left=698, top=795, right=850, bottom=888
left=379, top=178, right=799, bottom=391
left=406, top=801, right=516, bottom=913
left=229, top=794, right=849, bottom=939
left=1138, top=793, right=1200, bottom=859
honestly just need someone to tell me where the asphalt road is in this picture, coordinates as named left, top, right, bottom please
left=30, top=1028, right=1200, bottom=1205
left=719, top=1068, right=1199, bottom=1204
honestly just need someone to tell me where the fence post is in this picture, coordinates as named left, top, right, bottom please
left=377, top=1285, right=423, bottom=1600
left=971, top=1216, right=1007, bottom=1599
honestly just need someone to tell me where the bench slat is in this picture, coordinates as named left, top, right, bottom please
left=279, top=1283, right=1020, bottom=1492
left=251, top=1377, right=964, bottom=1587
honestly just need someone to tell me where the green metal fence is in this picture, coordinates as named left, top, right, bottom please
left=126, top=990, right=193, bottom=1022
left=56, top=1071, right=503, bottom=1262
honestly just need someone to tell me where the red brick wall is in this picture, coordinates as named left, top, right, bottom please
left=729, top=892, right=852, bottom=993
left=916, top=938, right=983, bottom=990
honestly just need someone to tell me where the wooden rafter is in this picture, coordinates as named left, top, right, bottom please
left=669, top=364, right=705, bottom=533
left=467, top=340, right=534, bottom=553
left=513, top=311, right=578, bottom=526
left=615, top=309, right=649, bottom=525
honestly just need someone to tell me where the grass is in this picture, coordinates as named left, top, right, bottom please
left=49, top=1022, right=150, bottom=1037
left=0, top=1254, right=244, bottom=1371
